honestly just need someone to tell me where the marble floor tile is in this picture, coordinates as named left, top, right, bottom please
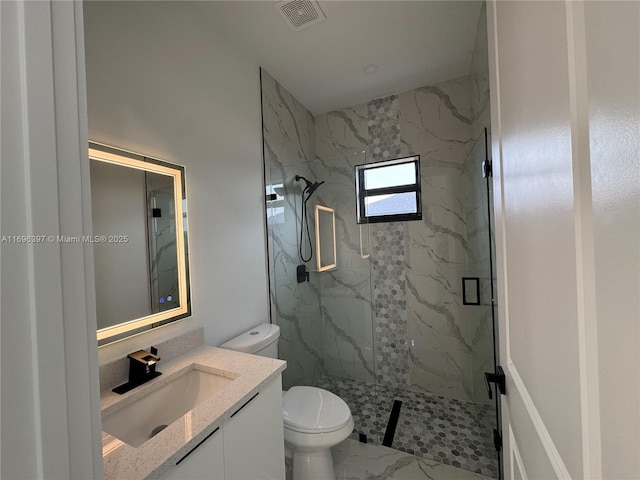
left=332, top=439, right=496, bottom=480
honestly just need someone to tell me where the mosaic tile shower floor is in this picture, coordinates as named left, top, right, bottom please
left=315, top=375, right=499, bottom=478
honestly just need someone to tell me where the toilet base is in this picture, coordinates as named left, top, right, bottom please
left=292, top=448, right=335, bottom=480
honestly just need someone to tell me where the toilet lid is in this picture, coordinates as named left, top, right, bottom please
left=282, top=386, right=351, bottom=434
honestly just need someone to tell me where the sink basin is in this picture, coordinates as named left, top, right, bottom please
left=102, top=365, right=236, bottom=447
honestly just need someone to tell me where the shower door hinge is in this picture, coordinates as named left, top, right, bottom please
left=493, top=429, right=502, bottom=452
left=482, top=160, right=493, bottom=178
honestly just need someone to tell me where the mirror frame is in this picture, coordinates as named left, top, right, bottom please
left=89, top=143, right=191, bottom=343
left=314, top=204, right=337, bottom=272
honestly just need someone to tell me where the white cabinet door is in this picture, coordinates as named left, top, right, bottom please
left=223, top=377, right=285, bottom=480
left=160, top=427, right=224, bottom=480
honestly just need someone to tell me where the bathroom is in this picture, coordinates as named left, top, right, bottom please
left=87, top=1, right=499, bottom=477
left=2, top=1, right=638, bottom=480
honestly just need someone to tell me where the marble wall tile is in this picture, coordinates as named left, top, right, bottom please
left=397, top=77, right=478, bottom=401
left=470, top=3, right=491, bottom=139
left=320, top=292, right=375, bottom=383
left=315, top=103, right=368, bottom=163
left=406, top=265, right=474, bottom=402
left=261, top=70, right=315, bottom=170
left=398, top=76, right=475, bottom=169
left=261, top=70, right=325, bottom=389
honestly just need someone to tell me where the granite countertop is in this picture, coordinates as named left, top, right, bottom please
left=100, top=346, right=286, bottom=480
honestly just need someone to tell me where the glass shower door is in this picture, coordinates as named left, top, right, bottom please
left=266, top=161, right=325, bottom=391
left=461, top=127, right=500, bottom=477
left=309, top=152, right=380, bottom=444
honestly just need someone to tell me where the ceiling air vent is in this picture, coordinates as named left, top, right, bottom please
left=275, top=0, right=326, bottom=32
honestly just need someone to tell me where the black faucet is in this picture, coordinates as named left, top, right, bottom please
left=112, top=347, right=162, bottom=394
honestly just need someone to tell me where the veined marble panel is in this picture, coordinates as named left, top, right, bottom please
left=261, top=70, right=324, bottom=389
left=398, top=76, right=475, bottom=169
left=261, top=70, right=314, bottom=169
left=470, top=3, right=490, bottom=139
left=273, top=274, right=324, bottom=389
left=320, top=292, right=375, bottom=383
left=405, top=266, right=471, bottom=351
left=406, top=266, right=474, bottom=402
left=398, top=76, right=478, bottom=403
left=404, top=160, right=472, bottom=402
left=469, top=303, right=493, bottom=405
left=315, top=103, right=368, bottom=162
left=405, top=166, right=469, bottom=271
left=332, top=439, right=495, bottom=480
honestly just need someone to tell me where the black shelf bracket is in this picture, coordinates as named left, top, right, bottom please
left=484, top=365, right=506, bottom=399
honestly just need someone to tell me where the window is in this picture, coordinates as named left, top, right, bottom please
left=355, top=155, right=422, bottom=224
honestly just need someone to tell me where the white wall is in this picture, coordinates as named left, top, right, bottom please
left=584, top=2, right=640, bottom=477
left=1, top=2, right=102, bottom=477
left=83, top=1, right=270, bottom=362
left=488, top=1, right=639, bottom=478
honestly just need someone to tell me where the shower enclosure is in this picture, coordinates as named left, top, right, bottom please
left=262, top=69, right=499, bottom=478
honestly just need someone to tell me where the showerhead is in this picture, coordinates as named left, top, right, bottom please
left=307, top=180, right=324, bottom=196
left=295, top=175, right=324, bottom=197
left=295, top=175, right=313, bottom=189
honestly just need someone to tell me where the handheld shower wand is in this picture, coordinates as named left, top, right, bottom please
left=295, top=174, right=325, bottom=263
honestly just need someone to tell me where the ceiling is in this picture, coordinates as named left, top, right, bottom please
left=192, top=1, right=483, bottom=115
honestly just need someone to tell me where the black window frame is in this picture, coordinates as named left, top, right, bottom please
left=355, top=155, right=422, bottom=224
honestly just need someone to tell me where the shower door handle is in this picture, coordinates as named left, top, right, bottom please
left=484, top=365, right=506, bottom=399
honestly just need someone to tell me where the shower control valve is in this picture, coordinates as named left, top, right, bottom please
left=296, top=264, right=310, bottom=283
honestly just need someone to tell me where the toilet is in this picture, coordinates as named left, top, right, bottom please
left=220, top=323, right=354, bottom=480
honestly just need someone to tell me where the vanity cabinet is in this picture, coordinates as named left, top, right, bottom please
left=159, top=375, right=284, bottom=480
left=223, top=375, right=285, bottom=479
left=160, top=427, right=224, bottom=480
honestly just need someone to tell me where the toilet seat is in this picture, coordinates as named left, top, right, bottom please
left=283, top=386, right=351, bottom=434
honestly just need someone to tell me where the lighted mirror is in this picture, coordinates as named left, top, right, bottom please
left=315, top=204, right=336, bottom=272
left=89, top=143, right=191, bottom=345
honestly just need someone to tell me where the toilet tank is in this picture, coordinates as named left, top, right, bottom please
left=219, top=323, right=280, bottom=358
